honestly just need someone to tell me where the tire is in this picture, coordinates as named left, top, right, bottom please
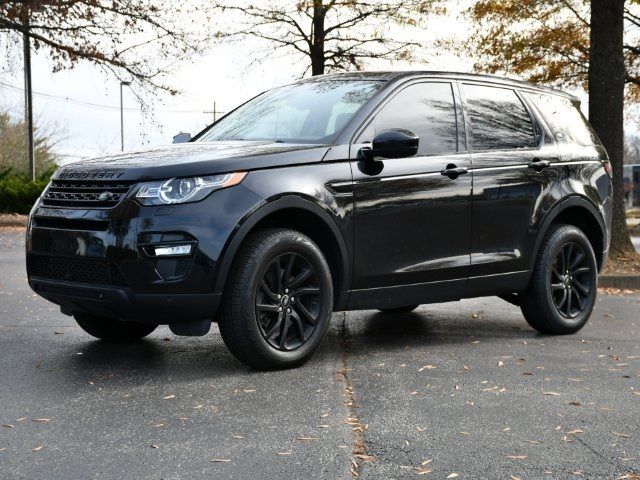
left=74, top=313, right=157, bottom=341
left=520, top=224, right=598, bottom=334
left=218, top=228, right=333, bottom=370
left=378, top=305, right=420, bottom=314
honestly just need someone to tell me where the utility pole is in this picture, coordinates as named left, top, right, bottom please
left=120, top=81, right=131, bottom=151
left=204, top=101, right=225, bottom=124
left=23, top=12, right=35, bottom=181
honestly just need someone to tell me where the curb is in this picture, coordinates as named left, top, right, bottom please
left=599, top=275, right=640, bottom=290
left=0, top=214, right=28, bottom=228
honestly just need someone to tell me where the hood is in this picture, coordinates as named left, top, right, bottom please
left=54, top=141, right=330, bottom=181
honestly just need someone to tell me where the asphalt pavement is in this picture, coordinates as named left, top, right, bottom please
left=1, top=228, right=639, bottom=480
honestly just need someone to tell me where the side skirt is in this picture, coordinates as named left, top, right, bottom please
left=343, top=270, right=531, bottom=311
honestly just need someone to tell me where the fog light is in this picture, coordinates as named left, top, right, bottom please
left=154, top=245, right=192, bottom=256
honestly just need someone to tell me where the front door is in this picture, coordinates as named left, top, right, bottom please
left=349, top=81, right=472, bottom=307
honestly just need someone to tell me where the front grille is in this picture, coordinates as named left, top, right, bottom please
left=32, top=217, right=110, bottom=231
left=41, top=180, right=135, bottom=208
left=27, top=255, right=127, bottom=286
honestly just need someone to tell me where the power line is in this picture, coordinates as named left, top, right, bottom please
left=0, top=80, right=209, bottom=114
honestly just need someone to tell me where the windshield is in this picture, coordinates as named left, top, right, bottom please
left=198, top=80, right=383, bottom=144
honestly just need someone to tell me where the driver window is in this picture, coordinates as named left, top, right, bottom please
left=357, top=82, right=460, bottom=156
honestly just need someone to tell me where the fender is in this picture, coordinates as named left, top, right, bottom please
left=529, top=195, right=606, bottom=271
left=213, top=195, right=351, bottom=308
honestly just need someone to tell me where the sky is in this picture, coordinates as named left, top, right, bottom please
left=0, top=1, right=589, bottom=163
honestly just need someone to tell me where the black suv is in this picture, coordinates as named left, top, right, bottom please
left=26, top=72, right=612, bottom=369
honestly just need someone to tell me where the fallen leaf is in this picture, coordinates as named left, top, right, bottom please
left=32, top=445, right=43, bottom=452
left=447, top=474, right=459, bottom=478
left=32, top=418, right=51, bottom=423
left=507, top=455, right=527, bottom=460
left=151, top=444, right=159, bottom=449
left=297, top=437, right=318, bottom=441
left=613, top=432, right=631, bottom=438
left=418, top=365, right=437, bottom=372
left=209, top=459, right=231, bottom=463
left=354, top=454, right=374, bottom=461
left=163, top=395, right=175, bottom=400
left=543, top=391, right=562, bottom=396
left=2, top=424, right=14, bottom=428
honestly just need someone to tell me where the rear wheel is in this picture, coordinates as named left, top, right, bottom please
left=378, top=305, right=420, bottom=314
left=74, top=313, right=157, bottom=341
left=218, top=228, right=333, bottom=370
left=520, top=224, right=598, bottom=334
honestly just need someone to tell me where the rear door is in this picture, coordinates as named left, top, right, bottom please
left=461, top=82, right=561, bottom=293
left=349, top=80, right=472, bottom=305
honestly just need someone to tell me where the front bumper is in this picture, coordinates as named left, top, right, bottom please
left=26, top=185, right=263, bottom=324
left=29, top=278, right=220, bottom=323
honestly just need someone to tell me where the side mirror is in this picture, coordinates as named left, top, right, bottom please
left=172, top=132, right=192, bottom=144
left=361, top=129, right=419, bottom=160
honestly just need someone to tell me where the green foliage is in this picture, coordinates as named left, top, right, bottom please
left=0, top=167, right=54, bottom=214
left=0, top=109, right=59, bottom=176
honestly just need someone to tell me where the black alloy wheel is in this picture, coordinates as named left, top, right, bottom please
left=549, top=242, right=594, bottom=320
left=520, top=224, right=598, bottom=335
left=255, top=252, right=322, bottom=351
left=218, top=228, right=333, bottom=370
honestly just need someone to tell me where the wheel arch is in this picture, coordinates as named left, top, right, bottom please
left=214, top=196, right=350, bottom=309
left=531, top=196, right=607, bottom=272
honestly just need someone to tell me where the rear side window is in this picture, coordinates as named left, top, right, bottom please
left=526, top=93, right=599, bottom=146
left=358, top=82, right=460, bottom=156
left=462, top=84, right=538, bottom=151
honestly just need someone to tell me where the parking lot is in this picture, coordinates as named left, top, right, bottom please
left=1, top=228, right=639, bottom=480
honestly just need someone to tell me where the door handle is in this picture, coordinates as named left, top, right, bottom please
left=441, top=164, right=469, bottom=179
left=528, top=159, right=551, bottom=171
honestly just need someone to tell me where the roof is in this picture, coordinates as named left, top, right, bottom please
left=297, top=70, right=578, bottom=101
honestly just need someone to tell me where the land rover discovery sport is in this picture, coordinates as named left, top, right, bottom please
left=26, top=72, right=613, bottom=369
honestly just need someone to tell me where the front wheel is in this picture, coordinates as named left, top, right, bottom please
left=520, top=224, right=598, bottom=334
left=74, top=313, right=157, bottom=341
left=218, top=228, right=333, bottom=370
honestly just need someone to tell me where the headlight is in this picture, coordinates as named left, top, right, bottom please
left=136, top=172, right=246, bottom=205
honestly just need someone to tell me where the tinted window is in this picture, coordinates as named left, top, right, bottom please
left=463, top=84, right=537, bottom=151
left=526, top=93, right=599, bottom=146
left=359, top=82, right=460, bottom=156
left=198, top=80, right=382, bottom=143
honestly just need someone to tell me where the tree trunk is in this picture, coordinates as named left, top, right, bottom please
left=589, top=0, right=635, bottom=255
left=310, top=0, right=326, bottom=76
